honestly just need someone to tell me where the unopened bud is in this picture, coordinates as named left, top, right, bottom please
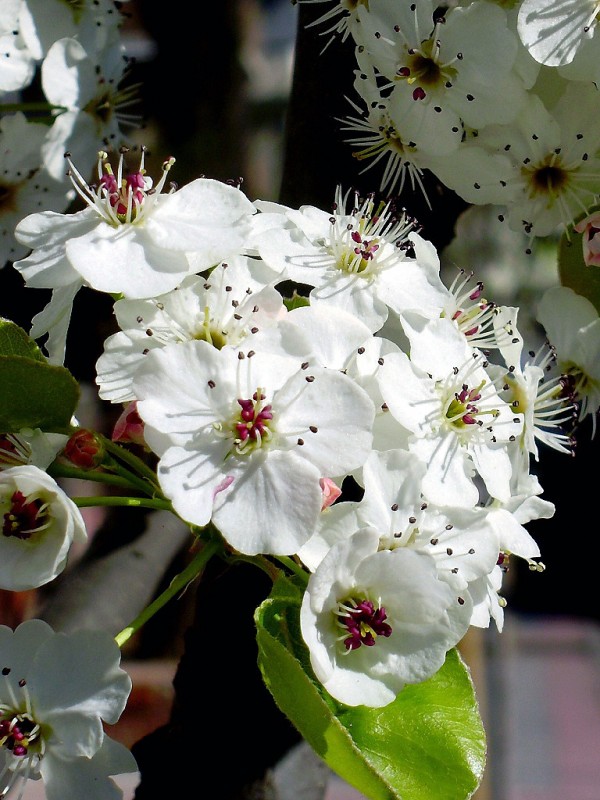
left=62, top=429, right=105, bottom=469
left=319, top=477, right=342, bottom=510
left=112, top=402, right=146, bottom=447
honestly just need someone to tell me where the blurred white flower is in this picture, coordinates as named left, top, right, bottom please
left=0, top=619, right=136, bottom=800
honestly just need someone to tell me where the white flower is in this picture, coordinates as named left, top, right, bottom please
left=300, top=528, right=471, bottom=707
left=18, top=0, right=124, bottom=61
left=0, top=465, right=86, bottom=591
left=13, top=149, right=256, bottom=362
left=358, top=0, right=526, bottom=148
left=134, top=340, right=375, bottom=555
left=378, top=317, right=519, bottom=507
left=256, top=186, right=446, bottom=332
left=0, top=113, right=70, bottom=267
left=447, top=84, right=600, bottom=239
left=0, top=619, right=136, bottom=800
left=537, top=285, right=600, bottom=422
left=517, top=0, right=600, bottom=67
left=96, top=258, right=286, bottom=403
left=298, top=0, right=366, bottom=52
left=301, top=448, right=501, bottom=586
left=0, top=428, right=68, bottom=471
left=41, top=38, right=140, bottom=181
left=338, top=73, right=434, bottom=199
left=491, top=306, right=576, bottom=457
left=0, top=0, right=36, bottom=93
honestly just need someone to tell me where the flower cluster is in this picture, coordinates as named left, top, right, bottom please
left=0, top=3, right=598, bottom=799
left=7, top=150, right=594, bottom=716
left=305, top=0, right=600, bottom=245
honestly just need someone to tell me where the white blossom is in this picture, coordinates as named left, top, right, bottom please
left=96, top=258, right=286, bottom=403
left=0, top=619, right=136, bottom=800
left=133, top=340, right=375, bottom=555
left=300, top=528, right=471, bottom=707
left=378, top=317, right=518, bottom=507
left=255, top=186, right=446, bottom=332
left=537, top=285, right=600, bottom=422
left=0, top=465, right=86, bottom=591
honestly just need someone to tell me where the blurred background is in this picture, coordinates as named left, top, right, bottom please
left=1, top=1, right=598, bottom=798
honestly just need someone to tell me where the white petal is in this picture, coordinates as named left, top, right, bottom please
left=66, top=225, right=192, bottom=298
left=213, top=450, right=323, bottom=555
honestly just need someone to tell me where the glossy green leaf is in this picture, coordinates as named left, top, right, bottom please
left=256, top=577, right=486, bottom=800
left=558, top=229, right=600, bottom=315
left=0, top=318, right=46, bottom=361
left=0, top=355, right=79, bottom=433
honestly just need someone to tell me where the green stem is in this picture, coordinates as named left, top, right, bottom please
left=48, top=462, right=140, bottom=491
left=273, top=555, right=310, bottom=586
left=101, top=436, right=161, bottom=490
left=72, top=495, right=173, bottom=511
left=104, top=456, right=163, bottom=499
left=115, top=538, right=222, bottom=648
left=0, top=102, right=67, bottom=113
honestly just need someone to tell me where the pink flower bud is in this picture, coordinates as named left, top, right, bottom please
left=574, top=211, right=600, bottom=267
left=319, top=477, right=342, bottom=510
left=112, top=402, right=147, bottom=447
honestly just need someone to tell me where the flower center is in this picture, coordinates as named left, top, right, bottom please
left=396, top=29, right=459, bottom=99
left=523, top=154, right=569, bottom=198
left=502, top=372, right=529, bottom=415
left=0, top=670, right=46, bottom=797
left=335, top=230, right=381, bottom=275
left=343, top=0, right=368, bottom=9
left=328, top=190, right=418, bottom=276
left=66, top=148, right=176, bottom=227
left=2, top=491, right=50, bottom=540
left=0, top=711, right=41, bottom=758
left=60, top=0, right=85, bottom=20
left=217, top=389, right=275, bottom=456
left=335, top=597, right=392, bottom=651
left=560, top=365, right=593, bottom=402
left=194, top=307, right=229, bottom=349
left=445, top=381, right=487, bottom=428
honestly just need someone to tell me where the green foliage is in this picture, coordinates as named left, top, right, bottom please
left=558, top=230, right=600, bottom=315
left=0, top=318, right=47, bottom=361
left=256, top=576, right=486, bottom=800
left=283, top=291, right=311, bottom=311
left=0, top=318, right=79, bottom=433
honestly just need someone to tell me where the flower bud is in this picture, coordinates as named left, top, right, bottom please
left=61, top=429, right=105, bottom=469
left=574, top=210, right=600, bottom=267
left=319, top=477, right=342, bottom=510
left=112, top=402, right=146, bottom=447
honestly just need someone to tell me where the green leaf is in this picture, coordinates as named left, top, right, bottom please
left=558, top=229, right=600, bottom=315
left=0, top=318, right=46, bottom=361
left=256, top=578, right=485, bottom=800
left=0, top=355, right=79, bottom=433
left=283, top=291, right=311, bottom=311
left=336, top=649, right=486, bottom=800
